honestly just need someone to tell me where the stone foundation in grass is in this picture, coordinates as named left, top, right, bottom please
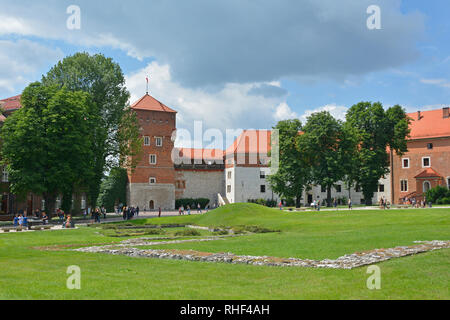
left=74, top=239, right=450, bottom=269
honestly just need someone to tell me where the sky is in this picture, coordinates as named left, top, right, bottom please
left=0, top=0, right=449, bottom=148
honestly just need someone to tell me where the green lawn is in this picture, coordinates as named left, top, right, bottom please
left=0, top=203, right=449, bottom=300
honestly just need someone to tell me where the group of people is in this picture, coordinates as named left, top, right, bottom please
left=13, top=214, right=29, bottom=228
left=401, top=196, right=430, bottom=208
left=178, top=203, right=211, bottom=216
left=56, top=208, right=75, bottom=228
left=379, top=197, right=391, bottom=210
left=121, top=206, right=139, bottom=220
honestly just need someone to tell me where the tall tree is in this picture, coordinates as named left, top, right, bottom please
left=297, top=111, right=348, bottom=207
left=41, top=52, right=141, bottom=207
left=346, top=102, right=410, bottom=204
left=268, top=119, right=310, bottom=208
left=1, top=83, right=96, bottom=214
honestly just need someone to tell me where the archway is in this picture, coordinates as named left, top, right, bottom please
left=149, top=200, right=155, bottom=210
left=423, top=181, right=431, bottom=193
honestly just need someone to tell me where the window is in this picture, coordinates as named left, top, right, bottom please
left=321, top=185, right=326, bottom=193
left=155, top=137, right=163, bottom=147
left=149, top=154, right=157, bottom=165
left=56, top=196, right=61, bottom=209
left=41, top=200, right=46, bottom=211
left=227, top=185, right=232, bottom=193
left=423, top=181, right=431, bottom=193
left=2, top=166, right=8, bottom=183
left=379, top=184, right=385, bottom=192
left=144, top=136, right=150, bottom=146
left=422, top=157, right=431, bottom=168
left=401, top=180, right=408, bottom=192
left=149, top=177, right=156, bottom=185
left=447, top=177, right=450, bottom=189
left=260, top=170, right=266, bottom=179
left=402, top=158, right=410, bottom=169
left=227, top=171, right=232, bottom=180
left=427, top=143, right=433, bottom=150
left=260, top=185, right=266, bottom=193
left=336, top=185, right=342, bottom=193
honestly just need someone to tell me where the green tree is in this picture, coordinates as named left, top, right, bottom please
left=297, top=111, right=348, bottom=207
left=1, top=83, right=96, bottom=215
left=268, top=119, right=310, bottom=208
left=41, top=52, right=141, bottom=207
left=97, top=167, right=128, bottom=212
left=346, top=102, right=411, bottom=205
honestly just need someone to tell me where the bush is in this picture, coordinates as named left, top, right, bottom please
left=174, top=229, right=201, bottom=237
left=176, top=198, right=210, bottom=209
left=437, top=197, right=450, bottom=205
left=247, top=199, right=277, bottom=207
left=425, top=186, right=450, bottom=204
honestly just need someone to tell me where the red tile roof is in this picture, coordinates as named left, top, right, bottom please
left=414, top=168, right=443, bottom=179
left=225, top=130, right=272, bottom=155
left=175, top=148, right=224, bottom=161
left=0, top=95, right=22, bottom=111
left=131, top=94, right=177, bottom=113
left=407, top=109, right=450, bottom=140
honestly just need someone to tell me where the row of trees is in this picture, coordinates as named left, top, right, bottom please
left=0, top=53, right=142, bottom=214
left=268, top=102, right=411, bottom=206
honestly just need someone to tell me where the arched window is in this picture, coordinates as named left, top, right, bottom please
left=149, top=200, right=155, bottom=210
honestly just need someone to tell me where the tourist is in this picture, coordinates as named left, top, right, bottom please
left=158, top=207, right=161, bottom=218
left=122, top=206, right=127, bottom=220
left=279, top=201, right=283, bottom=211
left=13, top=214, right=19, bottom=227
left=22, top=215, right=28, bottom=229
left=34, top=209, right=41, bottom=219
left=180, top=205, right=185, bottom=215
left=18, top=214, right=24, bottom=227
left=197, top=203, right=202, bottom=214
left=317, top=199, right=321, bottom=211
left=101, top=206, right=107, bottom=220
left=42, top=212, right=49, bottom=225
left=94, top=208, right=101, bottom=223
left=178, top=207, right=182, bottom=216
left=187, top=205, right=191, bottom=216
left=333, top=198, right=338, bottom=209
left=136, top=206, right=140, bottom=217
left=348, top=198, right=353, bottom=210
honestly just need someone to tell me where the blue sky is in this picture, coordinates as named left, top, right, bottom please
left=0, top=0, right=449, bottom=141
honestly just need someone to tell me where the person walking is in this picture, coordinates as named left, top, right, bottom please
left=333, top=198, right=338, bottom=209
left=122, top=206, right=127, bottom=221
left=187, top=205, right=191, bottom=216
left=158, top=207, right=161, bottom=218
left=13, top=214, right=19, bottom=227
left=348, top=198, right=353, bottom=210
left=197, top=203, right=202, bottom=214
left=136, top=206, right=140, bottom=217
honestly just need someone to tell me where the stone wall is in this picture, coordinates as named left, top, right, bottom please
left=175, top=170, right=225, bottom=207
left=128, top=183, right=175, bottom=210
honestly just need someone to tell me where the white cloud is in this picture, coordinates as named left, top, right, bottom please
left=300, top=104, right=348, bottom=123
left=0, top=0, right=425, bottom=87
left=420, top=78, right=450, bottom=88
left=0, top=39, right=64, bottom=93
left=274, top=103, right=299, bottom=121
left=126, top=62, right=292, bottom=147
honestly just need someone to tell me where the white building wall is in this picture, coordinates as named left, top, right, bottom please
left=229, top=166, right=280, bottom=203
left=225, top=167, right=236, bottom=203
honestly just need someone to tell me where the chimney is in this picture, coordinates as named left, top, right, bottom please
left=417, top=111, right=421, bottom=121
left=444, top=107, right=449, bottom=119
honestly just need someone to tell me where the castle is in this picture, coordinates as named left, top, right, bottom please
left=126, top=93, right=450, bottom=210
left=1, top=93, right=449, bottom=215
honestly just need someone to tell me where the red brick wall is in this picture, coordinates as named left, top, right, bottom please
left=128, top=109, right=176, bottom=185
left=393, top=136, right=450, bottom=203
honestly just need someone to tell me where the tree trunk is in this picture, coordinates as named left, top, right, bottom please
left=296, top=196, right=301, bottom=208
left=327, top=186, right=332, bottom=207
left=43, top=193, right=56, bottom=218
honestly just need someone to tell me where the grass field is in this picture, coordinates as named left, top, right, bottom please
left=0, top=203, right=449, bottom=300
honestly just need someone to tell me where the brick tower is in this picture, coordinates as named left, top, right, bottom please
left=127, top=93, right=177, bottom=210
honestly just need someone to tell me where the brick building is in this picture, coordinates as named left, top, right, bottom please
left=391, top=108, right=450, bottom=204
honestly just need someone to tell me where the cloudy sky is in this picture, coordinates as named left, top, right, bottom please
left=0, top=0, right=449, bottom=147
